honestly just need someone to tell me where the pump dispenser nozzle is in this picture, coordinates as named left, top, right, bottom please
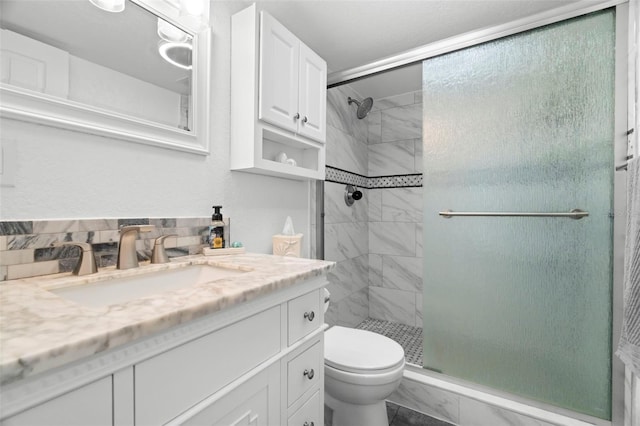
left=212, top=205, right=223, bottom=221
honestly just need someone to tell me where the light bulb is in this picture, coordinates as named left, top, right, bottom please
left=158, top=41, right=193, bottom=70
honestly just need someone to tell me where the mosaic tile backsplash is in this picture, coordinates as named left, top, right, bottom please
left=0, top=217, right=225, bottom=281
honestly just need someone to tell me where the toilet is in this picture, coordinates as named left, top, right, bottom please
left=324, top=325, right=405, bottom=426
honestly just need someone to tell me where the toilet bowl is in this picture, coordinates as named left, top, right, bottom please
left=324, top=326, right=405, bottom=426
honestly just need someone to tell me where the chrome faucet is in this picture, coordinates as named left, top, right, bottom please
left=53, top=241, right=98, bottom=276
left=117, top=225, right=154, bottom=270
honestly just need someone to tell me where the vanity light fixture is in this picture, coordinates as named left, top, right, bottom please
left=157, top=18, right=189, bottom=43
left=89, top=0, right=125, bottom=13
left=158, top=41, right=193, bottom=70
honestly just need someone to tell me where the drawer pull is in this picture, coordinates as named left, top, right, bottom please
left=303, top=369, right=315, bottom=380
left=303, top=311, right=315, bottom=322
left=303, top=422, right=315, bottom=426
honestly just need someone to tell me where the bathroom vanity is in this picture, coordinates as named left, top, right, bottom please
left=0, top=254, right=333, bottom=425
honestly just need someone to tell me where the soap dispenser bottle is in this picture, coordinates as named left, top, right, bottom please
left=210, top=206, right=225, bottom=249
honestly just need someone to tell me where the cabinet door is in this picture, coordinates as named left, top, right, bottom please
left=135, top=306, right=280, bottom=425
left=177, top=363, right=280, bottom=426
left=259, top=11, right=299, bottom=133
left=297, top=43, right=326, bottom=143
left=1, top=377, right=112, bottom=426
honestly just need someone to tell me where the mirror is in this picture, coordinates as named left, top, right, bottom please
left=0, top=0, right=210, bottom=154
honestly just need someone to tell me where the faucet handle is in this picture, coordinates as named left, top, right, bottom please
left=52, top=242, right=98, bottom=276
left=151, top=234, right=178, bottom=264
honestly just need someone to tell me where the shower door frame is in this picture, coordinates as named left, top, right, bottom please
left=327, top=1, right=631, bottom=425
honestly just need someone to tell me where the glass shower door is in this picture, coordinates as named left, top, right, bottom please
left=422, top=10, right=615, bottom=419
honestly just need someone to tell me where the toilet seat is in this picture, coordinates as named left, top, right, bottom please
left=325, top=326, right=405, bottom=374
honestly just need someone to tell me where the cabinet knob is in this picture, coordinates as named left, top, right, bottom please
left=303, top=422, right=315, bottom=426
left=303, top=311, right=315, bottom=322
left=302, top=116, right=308, bottom=123
left=294, top=113, right=300, bottom=120
left=303, top=369, right=315, bottom=380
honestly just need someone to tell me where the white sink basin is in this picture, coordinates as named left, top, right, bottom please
left=50, top=265, right=246, bottom=308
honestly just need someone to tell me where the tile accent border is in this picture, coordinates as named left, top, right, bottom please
left=0, top=217, right=228, bottom=281
left=326, top=165, right=422, bottom=189
left=369, top=174, right=422, bottom=188
left=325, top=166, right=368, bottom=187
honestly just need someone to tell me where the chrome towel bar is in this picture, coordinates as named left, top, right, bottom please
left=439, top=209, right=589, bottom=219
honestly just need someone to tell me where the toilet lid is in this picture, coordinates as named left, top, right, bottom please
left=325, top=326, right=405, bottom=373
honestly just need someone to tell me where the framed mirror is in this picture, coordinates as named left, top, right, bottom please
left=0, top=0, right=211, bottom=154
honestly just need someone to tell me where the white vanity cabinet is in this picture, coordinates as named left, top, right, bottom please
left=0, top=277, right=327, bottom=426
left=1, top=377, right=112, bottom=426
left=231, top=5, right=327, bottom=181
left=134, top=306, right=281, bottom=425
left=178, top=363, right=281, bottom=426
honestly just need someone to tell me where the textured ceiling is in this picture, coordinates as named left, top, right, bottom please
left=255, top=0, right=591, bottom=99
left=2, top=0, right=597, bottom=100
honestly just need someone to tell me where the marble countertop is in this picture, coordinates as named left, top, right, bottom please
left=0, top=253, right=334, bottom=386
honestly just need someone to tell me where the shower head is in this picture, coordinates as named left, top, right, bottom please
left=347, top=97, right=374, bottom=119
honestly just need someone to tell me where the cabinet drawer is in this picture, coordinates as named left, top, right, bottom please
left=288, top=290, right=320, bottom=345
left=287, top=341, right=322, bottom=406
left=288, top=391, right=320, bottom=426
left=135, top=306, right=280, bottom=425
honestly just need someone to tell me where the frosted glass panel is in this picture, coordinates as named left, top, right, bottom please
left=422, top=10, right=615, bottom=419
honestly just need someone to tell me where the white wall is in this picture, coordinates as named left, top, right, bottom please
left=0, top=1, right=310, bottom=257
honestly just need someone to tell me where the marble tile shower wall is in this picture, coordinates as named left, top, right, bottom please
left=368, top=91, right=424, bottom=327
left=324, top=182, right=369, bottom=326
left=326, top=85, right=369, bottom=176
left=323, top=85, right=370, bottom=326
left=0, top=218, right=211, bottom=281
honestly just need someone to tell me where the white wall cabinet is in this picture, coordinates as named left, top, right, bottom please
left=0, top=278, right=326, bottom=426
left=231, top=5, right=327, bottom=181
left=259, top=12, right=327, bottom=143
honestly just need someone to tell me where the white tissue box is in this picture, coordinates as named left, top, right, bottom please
left=272, top=234, right=303, bottom=257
